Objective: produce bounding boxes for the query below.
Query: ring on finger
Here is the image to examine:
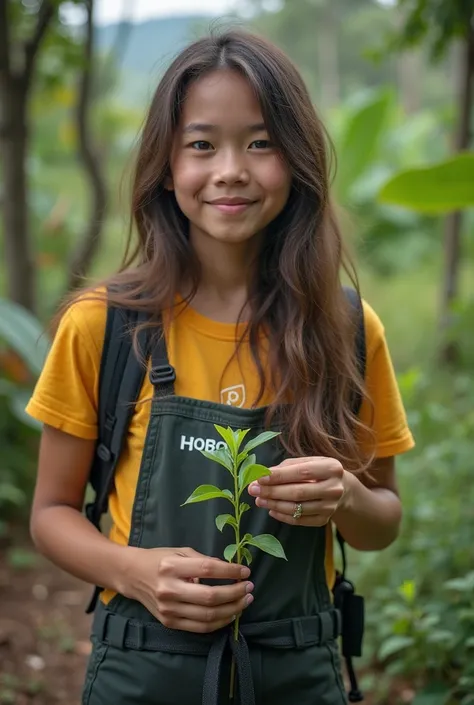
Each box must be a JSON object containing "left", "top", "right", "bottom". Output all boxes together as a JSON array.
[{"left": 292, "top": 502, "right": 303, "bottom": 520}]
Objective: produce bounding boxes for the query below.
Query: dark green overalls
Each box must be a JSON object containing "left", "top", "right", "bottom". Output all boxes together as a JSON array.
[{"left": 82, "top": 326, "right": 348, "bottom": 705}]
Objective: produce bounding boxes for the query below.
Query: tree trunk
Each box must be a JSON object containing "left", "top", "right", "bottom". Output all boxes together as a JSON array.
[
  {"left": 68, "top": 0, "right": 108, "bottom": 291},
  {"left": 317, "top": 5, "right": 340, "bottom": 110},
  {"left": 0, "top": 77, "right": 35, "bottom": 311},
  {"left": 439, "top": 27, "right": 474, "bottom": 363},
  {"left": 397, "top": 49, "right": 423, "bottom": 115},
  {"left": 0, "top": 0, "right": 55, "bottom": 312}
]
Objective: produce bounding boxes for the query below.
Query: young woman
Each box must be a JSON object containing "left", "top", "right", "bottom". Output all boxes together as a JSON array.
[{"left": 28, "top": 29, "right": 414, "bottom": 705}]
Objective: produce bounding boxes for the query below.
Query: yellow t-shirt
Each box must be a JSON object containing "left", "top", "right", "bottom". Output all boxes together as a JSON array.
[{"left": 26, "top": 294, "right": 414, "bottom": 597}]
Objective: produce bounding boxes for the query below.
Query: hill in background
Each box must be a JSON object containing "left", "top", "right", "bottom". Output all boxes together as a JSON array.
[{"left": 96, "top": 14, "right": 242, "bottom": 105}]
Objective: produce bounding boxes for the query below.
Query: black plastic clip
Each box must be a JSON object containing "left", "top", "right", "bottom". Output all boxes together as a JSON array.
[
  {"left": 149, "top": 364, "right": 176, "bottom": 386},
  {"left": 96, "top": 442, "right": 112, "bottom": 462}
]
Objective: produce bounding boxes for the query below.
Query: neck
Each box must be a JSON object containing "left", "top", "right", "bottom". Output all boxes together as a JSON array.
[{"left": 185, "top": 229, "right": 261, "bottom": 322}]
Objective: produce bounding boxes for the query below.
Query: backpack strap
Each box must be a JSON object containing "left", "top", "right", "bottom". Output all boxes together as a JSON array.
[
  {"left": 343, "top": 285, "right": 366, "bottom": 417},
  {"left": 338, "top": 286, "right": 366, "bottom": 565},
  {"left": 334, "top": 286, "right": 366, "bottom": 703},
  {"left": 84, "top": 291, "right": 150, "bottom": 613}
]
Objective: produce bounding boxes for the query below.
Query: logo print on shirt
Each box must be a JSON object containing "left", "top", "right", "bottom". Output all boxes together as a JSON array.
[{"left": 220, "top": 384, "right": 246, "bottom": 408}]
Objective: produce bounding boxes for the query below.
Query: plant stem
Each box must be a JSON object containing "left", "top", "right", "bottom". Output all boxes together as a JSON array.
[{"left": 229, "top": 462, "right": 241, "bottom": 700}]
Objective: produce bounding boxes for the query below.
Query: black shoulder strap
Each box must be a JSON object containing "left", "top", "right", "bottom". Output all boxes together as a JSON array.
[
  {"left": 84, "top": 290, "right": 149, "bottom": 612},
  {"left": 338, "top": 286, "right": 366, "bottom": 570},
  {"left": 335, "top": 286, "right": 366, "bottom": 703},
  {"left": 343, "top": 285, "right": 366, "bottom": 417}
]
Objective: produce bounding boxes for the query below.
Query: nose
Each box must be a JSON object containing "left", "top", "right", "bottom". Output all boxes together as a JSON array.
[{"left": 213, "top": 148, "right": 250, "bottom": 186}]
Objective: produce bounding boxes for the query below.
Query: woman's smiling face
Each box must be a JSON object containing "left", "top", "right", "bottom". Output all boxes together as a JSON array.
[{"left": 169, "top": 69, "right": 292, "bottom": 246}]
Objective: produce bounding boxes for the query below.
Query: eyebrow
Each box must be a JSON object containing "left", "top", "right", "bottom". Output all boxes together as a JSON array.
[{"left": 182, "top": 122, "right": 267, "bottom": 134}]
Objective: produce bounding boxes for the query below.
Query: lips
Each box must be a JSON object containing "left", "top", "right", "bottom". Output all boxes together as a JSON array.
[
  {"left": 207, "top": 197, "right": 256, "bottom": 205},
  {"left": 206, "top": 196, "right": 257, "bottom": 215}
]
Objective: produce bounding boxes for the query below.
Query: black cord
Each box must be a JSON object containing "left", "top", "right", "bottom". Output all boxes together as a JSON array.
[{"left": 346, "top": 657, "right": 364, "bottom": 702}]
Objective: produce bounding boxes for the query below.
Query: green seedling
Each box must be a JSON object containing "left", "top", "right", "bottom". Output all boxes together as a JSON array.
[{"left": 182, "top": 424, "right": 287, "bottom": 698}]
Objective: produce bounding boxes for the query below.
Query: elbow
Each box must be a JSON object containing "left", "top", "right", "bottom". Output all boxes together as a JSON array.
[
  {"left": 347, "top": 530, "right": 399, "bottom": 552},
  {"left": 342, "top": 500, "right": 403, "bottom": 552},
  {"left": 29, "top": 505, "right": 42, "bottom": 553},
  {"left": 382, "top": 500, "right": 403, "bottom": 548},
  {"left": 359, "top": 526, "right": 400, "bottom": 551},
  {"left": 349, "top": 510, "right": 402, "bottom": 552},
  {"left": 29, "top": 503, "right": 50, "bottom": 556}
]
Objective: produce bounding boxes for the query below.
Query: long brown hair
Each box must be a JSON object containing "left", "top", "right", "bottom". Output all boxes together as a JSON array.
[{"left": 65, "top": 29, "right": 372, "bottom": 470}]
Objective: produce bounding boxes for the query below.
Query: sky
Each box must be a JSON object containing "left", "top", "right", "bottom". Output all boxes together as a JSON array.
[
  {"left": 95, "top": 0, "right": 239, "bottom": 25},
  {"left": 73, "top": 0, "right": 393, "bottom": 27}
]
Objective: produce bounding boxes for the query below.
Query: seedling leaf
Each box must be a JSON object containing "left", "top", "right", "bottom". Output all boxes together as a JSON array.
[
  {"left": 245, "top": 534, "right": 287, "bottom": 560},
  {"left": 224, "top": 544, "right": 238, "bottom": 562},
  {"left": 238, "top": 453, "right": 256, "bottom": 481},
  {"left": 236, "top": 450, "right": 249, "bottom": 466},
  {"left": 215, "top": 425, "right": 237, "bottom": 457},
  {"left": 181, "top": 485, "right": 233, "bottom": 506},
  {"left": 200, "top": 448, "right": 233, "bottom": 473},
  {"left": 236, "top": 428, "right": 251, "bottom": 451},
  {"left": 239, "top": 464, "right": 271, "bottom": 492},
  {"left": 216, "top": 514, "right": 237, "bottom": 532},
  {"left": 241, "top": 547, "right": 253, "bottom": 565},
  {"left": 242, "top": 431, "right": 280, "bottom": 454}
]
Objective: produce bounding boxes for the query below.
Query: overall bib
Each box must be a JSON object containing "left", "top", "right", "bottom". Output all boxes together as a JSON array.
[{"left": 82, "top": 332, "right": 348, "bottom": 705}]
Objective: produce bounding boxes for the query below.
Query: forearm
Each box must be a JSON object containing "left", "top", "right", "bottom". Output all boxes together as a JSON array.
[
  {"left": 30, "top": 505, "right": 134, "bottom": 596},
  {"left": 332, "top": 471, "right": 402, "bottom": 551}
]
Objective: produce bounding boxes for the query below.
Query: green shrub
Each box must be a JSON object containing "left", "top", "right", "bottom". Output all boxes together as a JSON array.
[
  {"left": 0, "top": 299, "right": 49, "bottom": 535},
  {"left": 351, "top": 369, "right": 474, "bottom": 704}
]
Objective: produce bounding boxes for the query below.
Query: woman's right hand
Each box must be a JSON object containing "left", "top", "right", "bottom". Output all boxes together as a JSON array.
[
  {"left": 29, "top": 428, "right": 252, "bottom": 634},
  {"left": 122, "top": 546, "right": 254, "bottom": 634}
]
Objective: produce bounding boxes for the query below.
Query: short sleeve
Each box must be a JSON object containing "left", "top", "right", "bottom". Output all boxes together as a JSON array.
[
  {"left": 357, "top": 300, "right": 415, "bottom": 458},
  {"left": 25, "top": 295, "right": 107, "bottom": 440}
]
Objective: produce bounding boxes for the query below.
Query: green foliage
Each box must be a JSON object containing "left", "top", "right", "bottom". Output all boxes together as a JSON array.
[
  {"left": 379, "top": 153, "right": 474, "bottom": 213},
  {"left": 7, "top": 547, "right": 40, "bottom": 570},
  {"left": 0, "top": 299, "right": 49, "bottom": 534},
  {"left": 7, "top": 0, "right": 85, "bottom": 90},
  {"left": 390, "top": 0, "right": 474, "bottom": 58},
  {"left": 0, "top": 299, "right": 50, "bottom": 378},
  {"left": 248, "top": 0, "right": 399, "bottom": 109},
  {"left": 351, "top": 369, "right": 474, "bottom": 702},
  {"left": 332, "top": 87, "right": 444, "bottom": 276},
  {"left": 335, "top": 89, "right": 393, "bottom": 202}
]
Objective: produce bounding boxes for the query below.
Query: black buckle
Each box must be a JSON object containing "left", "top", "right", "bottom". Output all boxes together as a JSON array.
[
  {"left": 149, "top": 364, "right": 176, "bottom": 386},
  {"left": 96, "top": 442, "right": 112, "bottom": 462}
]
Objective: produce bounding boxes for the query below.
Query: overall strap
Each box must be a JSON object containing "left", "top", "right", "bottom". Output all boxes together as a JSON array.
[{"left": 149, "top": 327, "right": 176, "bottom": 397}]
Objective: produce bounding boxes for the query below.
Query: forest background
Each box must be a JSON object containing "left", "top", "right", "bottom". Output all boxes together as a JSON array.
[{"left": 0, "top": 1, "right": 473, "bottom": 703}]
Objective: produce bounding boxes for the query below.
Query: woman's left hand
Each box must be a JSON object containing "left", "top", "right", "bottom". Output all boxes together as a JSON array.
[{"left": 247, "top": 457, "right": 351, "bottom": 527}]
